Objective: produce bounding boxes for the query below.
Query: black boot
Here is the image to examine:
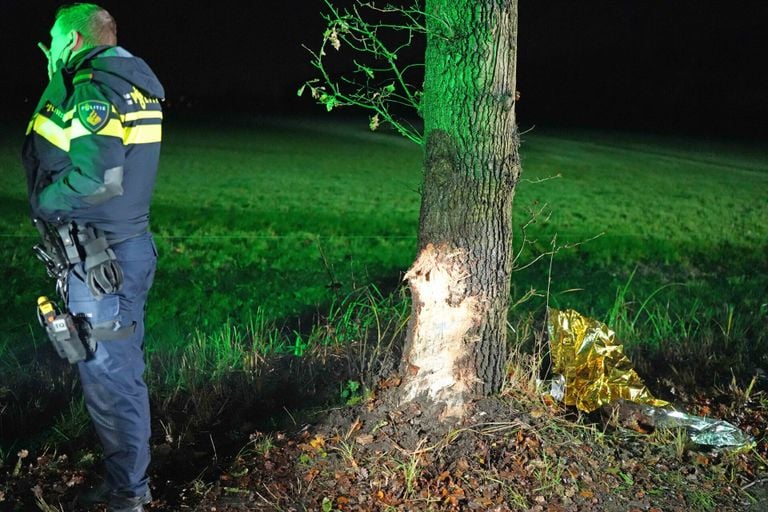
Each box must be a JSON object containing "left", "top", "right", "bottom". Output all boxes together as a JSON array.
[{"left": 108, "top": 489, "right": 152, "bottom": 512}]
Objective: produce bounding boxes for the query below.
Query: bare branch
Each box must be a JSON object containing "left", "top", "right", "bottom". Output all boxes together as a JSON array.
[{"left": 300, "top": 0, "right": 431, "bottom": 145}]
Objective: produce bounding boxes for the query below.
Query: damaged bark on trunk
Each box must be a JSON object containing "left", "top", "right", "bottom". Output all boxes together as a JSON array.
[{"left": 400, "top": 0, "right": 521, "bottom": 419}]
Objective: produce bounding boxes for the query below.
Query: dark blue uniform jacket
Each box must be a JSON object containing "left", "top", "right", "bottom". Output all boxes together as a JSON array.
[{"left": 22, "top": 46, "right": 164, "bottom": 241}]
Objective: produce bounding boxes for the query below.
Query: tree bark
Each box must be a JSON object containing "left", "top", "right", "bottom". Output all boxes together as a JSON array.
[{"left": 400, "top": 0, "right": 520, "bottom": 419}]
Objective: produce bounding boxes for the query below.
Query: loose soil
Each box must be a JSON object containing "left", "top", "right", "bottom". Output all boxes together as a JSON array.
[{"left": 3, "top": 367, "right": 767, "bottom": 512}]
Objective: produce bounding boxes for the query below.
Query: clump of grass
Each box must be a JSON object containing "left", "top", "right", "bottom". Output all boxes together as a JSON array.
[
  {"left": 149, "top": 312, "right": 272, "bottom": 396},
  {"left": 307, "top": 285, "right": 411, "bottom": 387},
  {"left": 601, "top": 271, "right": 768, "bottom": 391},
  {"left": 47, "top": 397, "right": 90, "bottom": 446},
  {"left": 145, "top": 308, "right": 287, "bottom": 429},
  {"left": 504, "top": 311, "right": 548, "bottom": 397},
  {"left": 645, "top": 420, "right": 690, "bottom": 462},
  {"left": 131, "top": 283, "right": 411, "bottom": 445}
]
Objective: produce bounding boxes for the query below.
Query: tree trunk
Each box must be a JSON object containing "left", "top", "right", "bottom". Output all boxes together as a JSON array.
[{"left": 399, "top": 0, "right": 520, "bottom": 419}]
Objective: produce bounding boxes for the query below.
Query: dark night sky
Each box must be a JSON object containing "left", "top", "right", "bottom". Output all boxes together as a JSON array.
[{"left": 4, "top": 1, "right": 767, "bottom": 136}]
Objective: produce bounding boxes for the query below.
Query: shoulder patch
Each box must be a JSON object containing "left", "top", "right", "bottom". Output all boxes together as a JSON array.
[{"left": 77, "top": 100, "right": 111, "bottom": 133}]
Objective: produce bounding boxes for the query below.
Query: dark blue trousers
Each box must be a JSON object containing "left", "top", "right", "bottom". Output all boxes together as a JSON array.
[{"left": 68, "top": 232, "right": 156, "bottom": 498}]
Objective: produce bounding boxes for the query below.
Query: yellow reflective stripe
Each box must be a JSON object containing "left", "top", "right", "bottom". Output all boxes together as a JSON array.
[
  {"left": 98, "top": 118, "right": 124, "bottom": 138},
  {"left": 32, "top": 115, "right": 70, "bottom": 151},
  {"left": 122, "top": 111, "right": 163, "bottom": 122},
  {"left": 31, "top": 111, "right": 159, "bottom": 146},
  {"left": 123, "top": 124, "right": 162, "bottom": 145},
  {"left": 70, "top": 118, "right": 124, "bottom": 140},
  {"left": 26, "top": 117, "right": 36, "bottom": 135}
]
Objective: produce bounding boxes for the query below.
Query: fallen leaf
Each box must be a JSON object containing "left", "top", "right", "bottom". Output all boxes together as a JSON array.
[
  {"left": 379, "top": 375, "right": 401, "bottom": 389},
  {"left": 309, "top": 435, "right": 325, "bottom": 450},
  {"left": 356, "top": 434, "right": 374, "bottom": 445}
]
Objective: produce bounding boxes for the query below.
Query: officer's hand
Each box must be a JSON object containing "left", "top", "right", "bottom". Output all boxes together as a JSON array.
[{"left": 37, "top": 42, "right": 54, "bottom": 80}]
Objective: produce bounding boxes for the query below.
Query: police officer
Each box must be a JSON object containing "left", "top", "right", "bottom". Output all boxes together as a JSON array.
[{"left": 23, "top": 4, "right": 163, "bottom": 511}]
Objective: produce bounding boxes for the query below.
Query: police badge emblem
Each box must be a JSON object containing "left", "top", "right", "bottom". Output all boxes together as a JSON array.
[{"left": 77, "top": 100, "right": 110, "bottom": 133}]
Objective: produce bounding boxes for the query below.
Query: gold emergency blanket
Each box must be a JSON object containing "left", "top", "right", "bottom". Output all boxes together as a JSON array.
[{"left": 547, "top": 308, "right": 669, "bottom": 413}]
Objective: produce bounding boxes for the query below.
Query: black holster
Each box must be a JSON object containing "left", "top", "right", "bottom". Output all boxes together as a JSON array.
[
  {"left": 37, "top": 295, "right": 136, "bottom": 364},
  {"left": 33, "top": 221, "right": 132, "bottom": 364}
]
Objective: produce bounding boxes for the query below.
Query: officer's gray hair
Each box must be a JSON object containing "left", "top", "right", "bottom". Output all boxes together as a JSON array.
[{"left": 55, "top": 3, "right": 117, "bottom": 47}]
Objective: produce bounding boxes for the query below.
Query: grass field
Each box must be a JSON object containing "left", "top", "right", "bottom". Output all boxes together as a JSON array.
[{"left": 1, "top": 115, "right": 767, "bottom": 454}]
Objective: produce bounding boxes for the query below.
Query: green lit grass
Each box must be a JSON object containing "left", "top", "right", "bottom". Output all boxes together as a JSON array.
[
  {"left": 145, "top": 117, "right": 422, "bottom": 340},
  {"left": 1, "top": 116, "right": 766, "bottom": 453},
  {"left": 5, "top": 119, "right": 765, "bottom": 342},
  {"left": 2, "top": 117, "right": 767, "bottom": 351},
  {"left": 1, "top": 117, "right": 766, "bottom": 354}
]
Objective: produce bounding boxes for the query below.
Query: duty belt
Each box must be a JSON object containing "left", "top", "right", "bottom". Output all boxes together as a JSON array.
[
  {"left": 33, "top": 219, "right": 124, "bottom": 299},
  {"left": 33, "top": 219, "right": 133, "bottom": 364}
]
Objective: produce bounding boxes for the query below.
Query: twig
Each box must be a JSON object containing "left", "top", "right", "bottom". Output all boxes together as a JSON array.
[
  {"left": 741, "top": 478, "right": 768, "bottom": 491},
  {"left": 301, "top": 0, "right": 432, "bottom": 145},
  {"left": 209, "top": 433, "right": 218, "bottom": 463},
  {"left": 520, "top": 173, "right": 562, "bottom": 184},
  {"left": 283, "top": 406, "right": 297, "bottom": 426}
]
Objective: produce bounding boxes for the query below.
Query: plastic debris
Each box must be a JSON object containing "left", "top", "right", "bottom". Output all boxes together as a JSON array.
[
  {"left": 656, "top": 409, "right": 755, "bottom": 449},
  {"left": 545, "top": 308, "right": 755, "bottom": 450}
]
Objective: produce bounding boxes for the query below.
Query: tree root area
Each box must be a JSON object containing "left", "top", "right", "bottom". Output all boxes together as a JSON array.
[{"left": 4, "top": 376, "right": 767, "bottom": 512}]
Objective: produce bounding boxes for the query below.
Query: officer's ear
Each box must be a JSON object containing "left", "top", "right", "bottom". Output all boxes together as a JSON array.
[{"left": 68, "top": 30, "right": 83, "bottom": 52}]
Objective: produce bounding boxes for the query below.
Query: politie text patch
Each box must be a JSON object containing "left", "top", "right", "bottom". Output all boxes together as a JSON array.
[{"left": 77, "top": 101, "right": 111, "bottom": 133}]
